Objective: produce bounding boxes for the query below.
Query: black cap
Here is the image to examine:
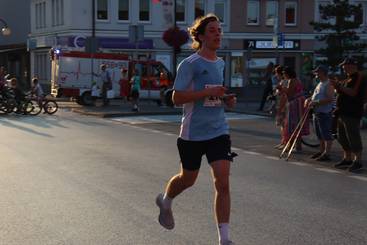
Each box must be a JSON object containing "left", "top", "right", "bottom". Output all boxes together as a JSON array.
[
  {"left": 339, "top": 57, "right": 358, "bottom": 66},
  {"left": 312, "top": 65, "right": 329, "bottom": 74}
]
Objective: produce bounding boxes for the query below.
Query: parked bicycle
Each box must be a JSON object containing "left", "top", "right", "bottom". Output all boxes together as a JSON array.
[{"left": 263, "top": 92, "right": 277, "bottom": 116}]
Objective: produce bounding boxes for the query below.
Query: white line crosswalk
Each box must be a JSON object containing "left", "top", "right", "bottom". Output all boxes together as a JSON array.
[{"left": 110, "top": 113, "right": 266, "bottom": 125}]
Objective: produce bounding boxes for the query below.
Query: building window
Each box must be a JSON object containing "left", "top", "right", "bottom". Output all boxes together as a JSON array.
[
  {"left": 247, "top": 58, "right": 276, "bottom": 86},
  {"left": 35, "top": 52, "right": 49, "bottom": 83},
  {"left": 97, "top": 0, "right": 108, "bottom": 20},
  {"left": 230, "top": 54, "right": 244, "bottom": 87},
  {"left": 139, "top": 0, "right": 150, "bottom": 21},
  {"left": 35, "top": 4, "right": 39, "bottom": 29},
  {"left": 52, "top": 0, "right": 64, "bottom": 26},
  {"left": 35, "top": 2, "right": 46, "bottom": 29},
  {"left": 266, "top": 0, "right": 278, "bottom": 26},
  {"left": 118, "top": 0, "right": 129, "bottom": 21},
  {"left": 176, "top": 0, "right": 185, "bottom": 22},
  {"left": 247, "top": 0, "right": 260, "bottom": 25},
  {"left": 317, "top": 1, "right": 336, "bottom": 25},
  {"left": 195, "top": 0, "right": 205, "bottom": 19},
  {"left": 214, "top": 0, "right": 225, "bottom": 23},
  {"left": 353, "top": 2, "right": 365, "bottom": 26},
  {"left": 284, "top": 1, "right": 297, "bottom": 26}
]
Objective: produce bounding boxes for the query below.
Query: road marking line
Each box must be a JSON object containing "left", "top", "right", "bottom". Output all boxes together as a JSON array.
[
  {"left": 265, "top": 156, "right": 280, "bottom": 161},
  {"left": 348, "top": 176, "right": 367, "bottom": 182},
  {"left": 288, "top": 161, "right": 309, "bottom": 167},
  {"left": 315, "top": 168, "right": 341, "bottom": 174},
  {"left": 113, "top": 122, "right": 367, "bottom": 180},
  {"left": 241, "top": 150, "right": 261, "bottom": 156},
  {"left": 232, "top": 147, "right": 241, "bottom": 151},
  {"left": 109, "top": 113, "right": 266, "bottom": 125}
]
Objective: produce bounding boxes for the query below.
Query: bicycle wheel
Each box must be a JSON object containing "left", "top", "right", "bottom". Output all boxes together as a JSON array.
[
  {"left": 0, "top": 98, "right": 15, "bottom": 114},
  {"left": 22, "top": 100, "right": 34, "bottom": 115},
  {"left": 301, "top": 118, "right": 320, "bottom": 148},
  {"left": 44, "top": 100, "right": 58, "bottom": 114},
  {"left": 29, "top": 100, "right": 42, "bottom": 115}
]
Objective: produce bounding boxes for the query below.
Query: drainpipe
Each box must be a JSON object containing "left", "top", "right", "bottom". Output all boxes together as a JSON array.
[{"left": 92, "top": 0, "right": 95, "bottom": 38}]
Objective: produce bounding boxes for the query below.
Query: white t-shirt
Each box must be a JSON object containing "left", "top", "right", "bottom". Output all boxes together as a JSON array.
[{"left": 33, "top": 83, "right": 44, "bottom": 97}]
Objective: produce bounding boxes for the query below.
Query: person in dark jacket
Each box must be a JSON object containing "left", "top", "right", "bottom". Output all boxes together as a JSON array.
[
  {"left": 331, "top": 58, "right": 366, "bottom": 173},
  {"left": 258, "top": 62, "right": 274, "bottom": 111}
]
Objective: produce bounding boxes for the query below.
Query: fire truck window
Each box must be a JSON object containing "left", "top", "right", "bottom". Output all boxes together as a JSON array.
[{"left": 140, "top": 64, "right": 148, "bottom": 77}]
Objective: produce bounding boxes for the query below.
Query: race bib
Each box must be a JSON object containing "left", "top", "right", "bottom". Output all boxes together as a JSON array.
[{"left": 203, "top": 84, "right": 222, "bottom": 107}]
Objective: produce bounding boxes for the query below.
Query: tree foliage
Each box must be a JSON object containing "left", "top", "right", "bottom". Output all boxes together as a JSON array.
[
  {"left": 162, "top": 27, "right": 189, "bottom": 54},
  {"left": 309, "top": 0, "right": 366, "bottom": 69}
]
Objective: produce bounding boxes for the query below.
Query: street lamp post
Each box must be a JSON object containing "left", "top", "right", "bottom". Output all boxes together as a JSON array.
[
  {"left": 0, "top": 18, "right": 11, "bottom": 36},
  {"left": 172, "top": 0, "right": 177, "bottom": 79}
]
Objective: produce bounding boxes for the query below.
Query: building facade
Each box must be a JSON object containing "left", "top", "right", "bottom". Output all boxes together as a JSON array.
[
  {"left": 227, "top": 0, "right": 316, "bottom": 99},
  {"left": 0, "top": 0, "right": 30, "bottom": 89},
  {"left": 28, "top": 0, "right": 367, "bottom": 97},
  {"left": 29, "top": 0, "right": 231, "bottom": 91}
]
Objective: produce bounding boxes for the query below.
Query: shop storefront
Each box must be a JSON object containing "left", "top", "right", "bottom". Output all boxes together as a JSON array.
[{"left": 239, "top": 39, "right": 313, "bottom": 101}]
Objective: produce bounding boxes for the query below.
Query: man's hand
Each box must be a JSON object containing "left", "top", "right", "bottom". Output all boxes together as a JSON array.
[
  {"left": 304, "top": 98, "right": 318, "bottom": 108},
  {"left": 329, "top": 79, "right": 340, "bottom": 89},
  {"left": 205, "top": 86, "right": 226, "bottom": 97},
  {"left": 304, "top": 98, "right": 311, "bottom": 108}
]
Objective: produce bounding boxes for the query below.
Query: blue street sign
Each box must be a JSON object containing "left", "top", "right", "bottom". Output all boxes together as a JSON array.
[{"left": 278, "top": 32, "right": 284, "bottom": 46}]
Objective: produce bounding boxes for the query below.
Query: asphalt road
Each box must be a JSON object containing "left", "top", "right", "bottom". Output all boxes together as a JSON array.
[{"left": 0, "top": 110, "right": 366, "bottom": 245}]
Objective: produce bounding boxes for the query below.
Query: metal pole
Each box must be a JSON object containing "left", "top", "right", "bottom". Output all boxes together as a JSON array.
[
  {"left": 135, "top": 25, "right": 138, "bottom": 60},
  {"left": 92, "top": 1, "right": 95, "bottom": 38},
  {"left": 91, "top": 0, "right": 95, "bottom": 96},
  {"left": 273, "top": 17, "right": 280, "bottom": 64},
  {"left": 172, "top": 0, "right": 177, "bottom": 79}
]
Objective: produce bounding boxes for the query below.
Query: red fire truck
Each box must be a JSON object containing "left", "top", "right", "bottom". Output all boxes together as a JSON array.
[{"left": 50, "top": 50, "right": 173, "bottom": 105}]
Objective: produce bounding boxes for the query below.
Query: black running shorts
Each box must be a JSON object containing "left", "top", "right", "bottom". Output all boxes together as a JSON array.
[{"left": 177, "top": 134, "right": 233, "bottom": 171}]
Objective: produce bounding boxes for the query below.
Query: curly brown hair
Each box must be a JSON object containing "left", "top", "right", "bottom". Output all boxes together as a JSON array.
[{"left": 188, "top": 13, "right": 220, "bottom": 51}]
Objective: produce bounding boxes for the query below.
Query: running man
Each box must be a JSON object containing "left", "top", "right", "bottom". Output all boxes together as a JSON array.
[{"left": 155, "top": 14, "right": 237, "bottom": 245}]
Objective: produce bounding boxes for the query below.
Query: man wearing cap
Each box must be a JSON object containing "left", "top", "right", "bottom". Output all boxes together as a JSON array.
[
  {"left": 331, "top": 58, "right": 366, "bottom": 172},
  {"left": 305, "top": 65, "right": 335, "bottom": 161}
]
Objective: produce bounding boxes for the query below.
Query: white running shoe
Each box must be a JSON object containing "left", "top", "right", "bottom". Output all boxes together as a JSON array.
[{"left": 155, "top": 193, "right": 175, "bottom": 230}]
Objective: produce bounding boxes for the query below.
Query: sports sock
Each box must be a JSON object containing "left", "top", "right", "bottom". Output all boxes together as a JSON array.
[
  {"left": 162, "top": 193, "right": 172, "bottom": 209},
  {"left": 217, "top": 223, "right": 229, "bottom": 243}
]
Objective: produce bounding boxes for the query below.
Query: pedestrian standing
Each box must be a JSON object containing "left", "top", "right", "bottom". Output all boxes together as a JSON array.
[
  {"left": 119, "top": 67, "right": 130, "bottom": 102},
  {"left": 130, "top": 69, "right": 141, "bottom": 112},
  {"left": 273, "top": 65, "right": 288, "bottom": 149},
  {"left": 279, "top": 66, "right": 309, "bottom": 152},
  {"left": 305, "top": 65, "right": 335, "bottom": 161},
  {"left": 258, "top": 62, "right": 274, "bottom": 111},
  {"left": 100, "top": 64, "right": 111, "bottom": 106},
  {"left": 331, "top": 58, "right": 366, "bottom": 172},
  {"left": 155, "top": 14, "right": 237, "bottom": 245},
  {"left": 159, "top": 71, "right": 170, "bottom": 107}
]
